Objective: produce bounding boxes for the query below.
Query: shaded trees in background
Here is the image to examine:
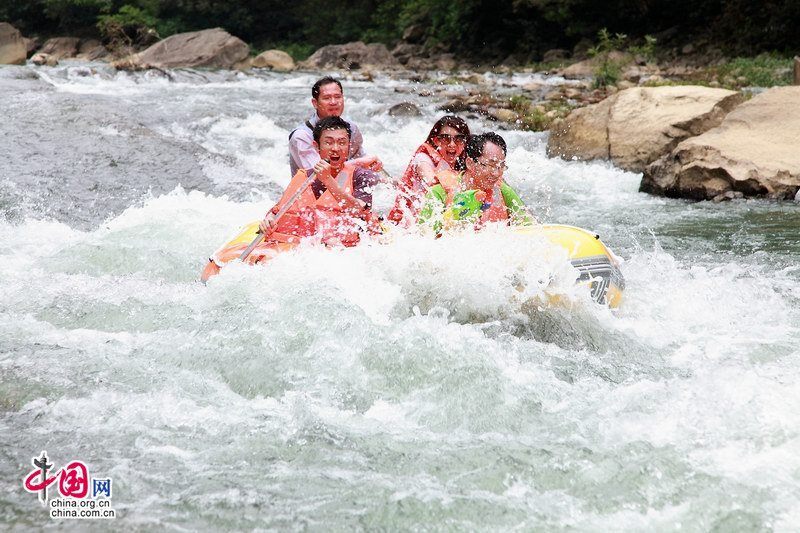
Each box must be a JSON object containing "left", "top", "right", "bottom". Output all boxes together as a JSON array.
[{"left": 0, "top": 0, "right": 798, "bottom": 59}]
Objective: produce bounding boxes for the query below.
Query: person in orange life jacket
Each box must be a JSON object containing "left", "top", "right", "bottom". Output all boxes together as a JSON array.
[
  {"left": 417, "top": 132, "right": 534, "bottom": 233},
  {"left": 289, "top": 76, "right": 376, "bottom": 178},
  {"left": 387, "top": 115, "right": 471, "bottom": 225},
  {"left": 260, "top": 116, "right": 383, "bottom": 244}
]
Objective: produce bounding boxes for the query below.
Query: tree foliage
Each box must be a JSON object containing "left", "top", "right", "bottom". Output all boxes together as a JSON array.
[{"left": 1, "top": 0, "right": 798, "bottom": 57}]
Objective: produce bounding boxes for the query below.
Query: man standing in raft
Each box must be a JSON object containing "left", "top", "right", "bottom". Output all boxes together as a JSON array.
[
  {"left": 289, "top": 76, "right": 371, "bottom": 177},
  {"left": 417, "top": 132, "right": 534, "bottom": 233}
]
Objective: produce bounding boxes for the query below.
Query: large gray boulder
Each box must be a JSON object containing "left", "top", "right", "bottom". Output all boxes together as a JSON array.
[
  {"left": 0, "top": 23, "right": 27, "bottom": 65},
  {"left": 641, "top": 86, "right": 800, "bottom": 200},
  {"left": 76, "top": 39, "right": 109, "bottom": 61},
  {"left": 547, "top": 85, "right": 744, "bottom": 172},
  {"left": 115, "top": 28, "right": 249, "bottom": 69},
  {"left": 40, "top": 37, "right": 80, "bottom": 59},
  {"left": 252, "top": 49, "right": 294, "bottom": 71},
  {"left": 300, "top": 41, "right": 401, "bottom": 70},
  {"left": 559, "top": 58, "right": 595, "bottom": 79}
]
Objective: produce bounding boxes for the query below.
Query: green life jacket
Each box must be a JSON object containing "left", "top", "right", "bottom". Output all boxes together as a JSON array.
[{"left": 418, "top": 182, "right": 534, "bottom": 231}]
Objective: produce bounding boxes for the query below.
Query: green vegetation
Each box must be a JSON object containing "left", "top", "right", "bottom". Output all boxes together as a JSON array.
[
  {"left": 628, "top": 35, "right": 658, "bottom": 63},
  {"left": 713, "top": 55, "right": 794, "bottom": 88},
  {"left": 588, "top": 29, "right": 627, "bottom": 88},
  {"left": 506, "top": 95, "right": 576, "bottom": 132},
  {"left": 586, "top": 29, "right": 660, "bottom": 88},
  {"left": 640, "top": 55, "right": 793, "bottom": 90},
  {"left": 2, "top": 0, "right": 798, "bottom": 62},
  {"left": 97, "top": 5, "right": 158, "bottom": 45}
]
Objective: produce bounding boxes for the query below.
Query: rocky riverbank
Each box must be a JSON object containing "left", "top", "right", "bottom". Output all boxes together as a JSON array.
[{"left": 3, "top": 23, "right": 799, "bottom": 202}]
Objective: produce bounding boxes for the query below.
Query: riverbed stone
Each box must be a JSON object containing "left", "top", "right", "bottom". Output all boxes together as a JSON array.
[
  {"left": 300, "top": 41, "right": 401, "bottom": 70},
  {"left": 388, "top": 102, "right": 422, "bottom": 117},
  {"left": 76, "top": 39, "right": 108, "bottom": 61},
  {"left": 391, "top": 43, "right": 424, "bottom": 65},
  {"left": 543, "top": 49, "right": 570, "bottom": 63},
  {"left": 794, "top": 56, "right": 800, "bottom": 85},
  {"left": 115, "top": 28, "right": 249, "bottom": 70},
  {"left": 641, "top": 86, "right": 800, "bottom": 200},
  {"left": 547, "top": 85, "right": 744, "bottom": 172},
  {"left": 0, "top": 23, "right": 27, "bottom": 65},
  {"left": 252, "top": 49, "right": 294, "bottom": 71},
  {"left": 489, "top": 108, "right": 517, "bottom": 123},
  {"left": 560, "top": 59, "right": 595, "bottom": 79},
  {"left": 40, "top": 37, "right": 80, "bottom": 59},
  {"left": 31, "top": 52, "right": 58, "bottom": 66},
  {"left": 23, "top": 36, "right": 40, "bottom": 57}
]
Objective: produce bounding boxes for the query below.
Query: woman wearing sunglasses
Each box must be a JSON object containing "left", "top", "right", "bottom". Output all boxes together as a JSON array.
[{"left": 388, "top": 115, "right": 470, "bottom": 225}]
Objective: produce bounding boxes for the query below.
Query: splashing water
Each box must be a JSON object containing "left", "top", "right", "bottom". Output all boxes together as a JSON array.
[{"left": 1, "top": 64, "right": 799, "bottom": 531}]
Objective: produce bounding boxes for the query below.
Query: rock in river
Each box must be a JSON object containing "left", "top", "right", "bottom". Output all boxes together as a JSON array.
[
  {"left": 547, "top": 85, "right": 743, "bottom": 173},
  {"left": 115, "top": 28, "right": 249, "bottom": 70},
  {"left": 642, "top": 86, "right": 800, "bottom": 200}
]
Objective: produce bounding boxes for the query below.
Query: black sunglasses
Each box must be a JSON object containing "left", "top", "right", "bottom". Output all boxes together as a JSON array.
[{"left": 434, "top": 134, "right": 467, "bottom": 144}]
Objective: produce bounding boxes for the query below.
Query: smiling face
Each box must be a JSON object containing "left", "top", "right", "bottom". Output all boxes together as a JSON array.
[
  {"left": 464, "top": 141, "right": 506, "bottom": 192},
  {"left": 314, "top": 128, "right": 351, "bottom": 172},
  {"left": 431, "top": 126, "right": 467, "bottom": 166},
  {"left": 311, "top": 82, "right": 345, "bottom": 119}
]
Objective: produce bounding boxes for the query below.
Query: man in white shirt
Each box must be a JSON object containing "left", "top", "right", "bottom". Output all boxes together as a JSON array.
[{"left": 289, "top": 76, "right": 366, "bottom": 177}]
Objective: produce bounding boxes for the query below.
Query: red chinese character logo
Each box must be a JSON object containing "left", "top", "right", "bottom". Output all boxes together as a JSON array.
[
  {"left": 23, "top": 453, "right": 93, "bottom": 505},
  {"left": 23, "top": 451, "right": 56, "bottom": 506},
  {"left": 58, "top": 461, "right": 89, "bottom": 498}
]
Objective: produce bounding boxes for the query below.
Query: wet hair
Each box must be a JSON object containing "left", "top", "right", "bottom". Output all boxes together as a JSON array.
[
  {"left": 424, "top": 115, "right": 471, "bottom": 171},
  {"left": 312, "top": 76, "right": 343, "bottom": 99},
  {"left": 465, "top": 132, "right": 507, "bottom": 160},
  {"left": 313, "top": 116, "right": 352, "bottom": 143}
]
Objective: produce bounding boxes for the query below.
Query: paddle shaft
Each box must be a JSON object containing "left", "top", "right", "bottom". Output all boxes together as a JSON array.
[
  {"left": 238, "top": 171, "right": 318, "bottom": 261},
  {"left": 380, "top": 168, "right": 395, "bottom": 184}
]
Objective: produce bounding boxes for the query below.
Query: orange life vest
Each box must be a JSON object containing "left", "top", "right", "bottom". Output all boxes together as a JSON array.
[
  {"left": 204, "top": 166, "right": 375, "bottom": 273},
  {"left": 478, "top": 183, "right": 510, "bottom": 225},
  {"left": 314, "top": 164, "right": 365, "bottom": 247},
  {"left": 388, "top": 143, "right": 449, "bottom": 225},
  {"left": 268, "top": 163, "right": 368, "bottom": 248}
]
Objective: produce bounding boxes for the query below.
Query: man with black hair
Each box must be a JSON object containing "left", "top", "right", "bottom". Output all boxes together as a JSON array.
[
  {"left": 288, "top": 76, "right": 368, "bottom": 177},
  {"left": 261, "top": 116, "right": 382, "bottom": 245}
]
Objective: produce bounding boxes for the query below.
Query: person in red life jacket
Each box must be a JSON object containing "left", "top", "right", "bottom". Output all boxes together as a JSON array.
[
  {"left": 289, "top": 76, "right": 376, "bottom": 178},
  {"left": 417, "top": 132, "right": 535, "bottom": 234},
  {"left": 260, "top": 116, "right": 383, "bottom": 247},
  {"left": 387, "top": 115, "right": 471, "bottom": 225}
]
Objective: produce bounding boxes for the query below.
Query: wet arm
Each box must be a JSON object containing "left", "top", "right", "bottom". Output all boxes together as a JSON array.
[
  {"left": 315, "top": 162, "right": 368, "bottom": 214},
  {"left": 501, "top": 184, "right": 536, "bottom": 225}
]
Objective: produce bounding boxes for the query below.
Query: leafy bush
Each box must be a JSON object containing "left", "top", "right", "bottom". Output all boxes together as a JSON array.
[
  {"left": 628, "top": 35, "right": 657, "bottom": 63},
  {"left": 588, "top": 28, "right": 627, "bottom": 88},
  {"left": 4, "top": 0, "right": 800, "bottom": 61},
  {"left": 715, "top": 55, "right": 793, "bottom": 87},
  {"left": 97, "top": 5, "right": 158, "bottom": 44}
]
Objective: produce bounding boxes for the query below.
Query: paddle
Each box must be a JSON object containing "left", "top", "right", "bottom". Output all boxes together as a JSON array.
[
  {"left": 238, "top": 170, "right": 318, "bottom": 262},
  {"left": 379, "top": 168, "right": 395, "bottom": 183}
]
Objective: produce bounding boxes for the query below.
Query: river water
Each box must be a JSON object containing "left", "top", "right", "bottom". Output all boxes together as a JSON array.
[{"left": 1, "top": 63, "right": 799, "bottom": 531}]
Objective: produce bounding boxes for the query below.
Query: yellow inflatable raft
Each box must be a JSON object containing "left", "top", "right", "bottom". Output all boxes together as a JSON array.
[
  {"left": 201, "top": 222, "right": 624, "bottom": 307},
  {"left": 518, "top": 224, "right": 624, "bottom": 308}
]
